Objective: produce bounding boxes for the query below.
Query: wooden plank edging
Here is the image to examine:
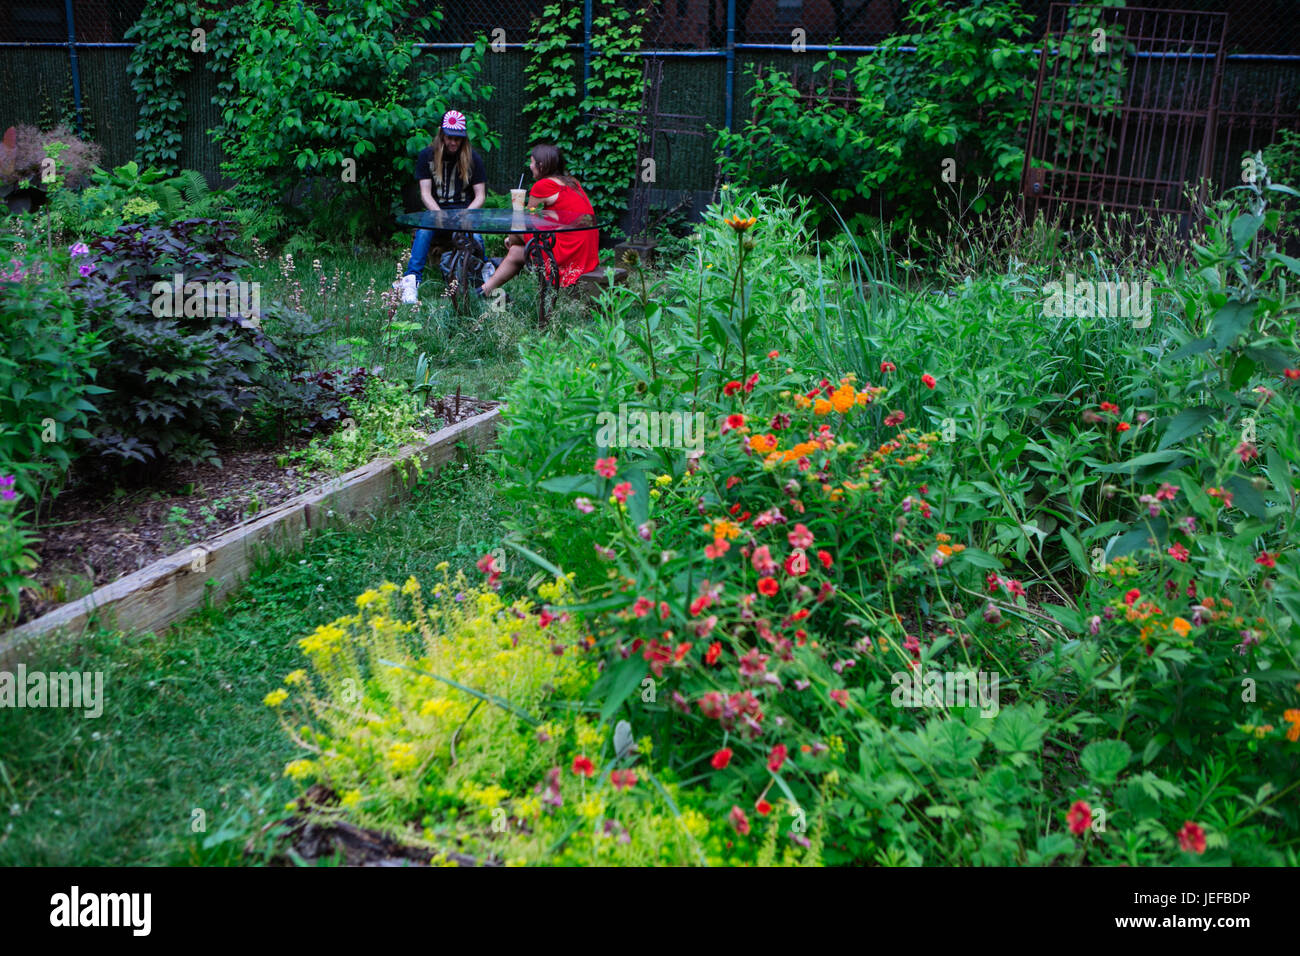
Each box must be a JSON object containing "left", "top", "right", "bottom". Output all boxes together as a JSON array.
[{"left": 0, "top": 404, "right": 501, "bottom": 666}]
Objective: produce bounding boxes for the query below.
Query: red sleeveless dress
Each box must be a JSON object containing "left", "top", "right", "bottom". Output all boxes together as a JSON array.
[{"left": 527, "top": 177, "right": 599, "bottom": 287}]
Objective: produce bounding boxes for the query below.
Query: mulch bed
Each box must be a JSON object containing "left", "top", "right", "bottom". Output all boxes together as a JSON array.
[
  {"left": 16, "top": 393, "right": 495, "bottom": 628},
  {"left": 262, "top": 785, "right": 499, "bottom": 867}
]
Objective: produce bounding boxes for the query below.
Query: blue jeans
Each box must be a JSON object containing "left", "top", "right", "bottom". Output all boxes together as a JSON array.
[{"left": 404, "top": 229, "right": 485, "bottom": 283}]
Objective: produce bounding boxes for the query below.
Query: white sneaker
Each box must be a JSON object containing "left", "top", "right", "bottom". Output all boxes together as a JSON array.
[{"left": 393, "top": 274, "right": 418, "bottom": 304}]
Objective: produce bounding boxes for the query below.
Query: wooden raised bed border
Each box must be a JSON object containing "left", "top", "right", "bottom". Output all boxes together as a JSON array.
[{"left": 0, "top": 404, "right": 502, "bottom": 667}]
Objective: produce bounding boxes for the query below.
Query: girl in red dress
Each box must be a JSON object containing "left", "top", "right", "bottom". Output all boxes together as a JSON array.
[{"left": 479, "top": 144, "right": 599, "bottom": 297}]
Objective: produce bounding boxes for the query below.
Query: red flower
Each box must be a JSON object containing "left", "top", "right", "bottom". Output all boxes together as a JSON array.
[
  {"left": 767, "top": 743, "right": 788, "bottom": 773},
  {"left": 921, "top": 373, "right": 937, "bottom": 389},
  {"left": 539, "top": 609, "right": 555, "bottom": 628},
  {"left": 1177, "top": 820, "right": 1206, "bottom": 854},
  {"left": 729, "top": 805, "right": 750, "bottom": 835},
  {"left": 725, "top": 475, "right": 741, "bottom": 490},
  {"left": 768, "top": 349, "right": 780, "bottom": 359},
  {"left": 880, "top": 360, "right": 896, "bottom": 373},
  {"left": 1283, "top": 368, "right": 1300, "bottom": 380},
  {"left": 1066, "top": 800, "right": 1092, "bottom": 835},
  {"left": 884, "top": 410, "right": 905, "bottom": 428},
  {"left": 704, "top": 538, "right": 730, "bottom": 559},
  {"left": 758, "top": 576, "right": 779, "bottom": 597},
  {"left": 830, "top": 688, "right": 849, "bottom": 708},
  {"left": 722, "top": 413, "right": 746, "bottom": 433},
  {"left": 1236, "top": 441, "right": 1259, "bottom": 464},
  {"left": 723, "top": 380, "right": 743, "bottom": 396},
  {"left": 572, "top": 755, "right": 595, "bottom": 777},
  {"left": 705, "top": 641, "right": 722, "bottom": 665},
  {"left": 784, "top": 550, "right": 809, "bottom": 576},
  {"left": 612, "top": 481, "right": 633, "bottom": 503},
  {"left": 1256, "top": 552, "right": 1277, "bottom": 568},
  {"left": 1116, "top": 421, "right": 1131, "bottom": 432},
  {"left": 1099, "top": 401, "right": 1119, "bottom": 414},
  {"left": 755, "top": 798, "right": 773, "bottom": 816},
  {"left": 744, "top": 372, "right": 760, "bottom": 393},
  {"left": 1124, "top": 588, "right": 1141, "bottom": 607},
  {"left": 1166, "top": 543, "right": 1189, "bottom": 562},
  {"left": 609, "top": 769, "right": 637, "bottom": 791},
  {"left": 817, "top": 549, "right": 833, "bottom": 570},
  {"left": 711, "top": 748, "right": 733, "bottom": 770},
  {"left": 594, "top": 456, "right": 618, "bottom": 478}
]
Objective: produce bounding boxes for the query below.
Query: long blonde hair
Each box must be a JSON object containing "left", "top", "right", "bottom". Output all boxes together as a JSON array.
[{"left": 431, "top": 130, "right": 473, "bottom": 191}]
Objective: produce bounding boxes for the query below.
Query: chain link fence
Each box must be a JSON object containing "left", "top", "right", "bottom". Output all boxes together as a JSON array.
[{"left": 1, "top": 1, "right": 1296, "bottom": 197}]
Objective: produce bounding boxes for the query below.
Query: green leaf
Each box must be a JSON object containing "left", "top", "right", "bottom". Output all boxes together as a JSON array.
[
  {"left": 1158, "top": 407, "right": 1214, "bottom": 451},
  {"left": 538, "top": 473, "right": 599, "bottom": 496},
  {"left": 1209, "top": 300, "right": 1255, "bottom": 350},
  {"left": 1225, "top": 475, "right": 1270, "bottom": 519},
  {"left": 1080, "top": 739, "right": 1131, "bottom": 784},
  {"left": 988, "top": 703, "right": 1048, "bottom": 754}
]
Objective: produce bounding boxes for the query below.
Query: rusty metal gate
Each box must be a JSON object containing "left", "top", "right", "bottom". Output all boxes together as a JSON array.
[{"left": 1021, "top": 5, "right": 1230, "bottom": 226}]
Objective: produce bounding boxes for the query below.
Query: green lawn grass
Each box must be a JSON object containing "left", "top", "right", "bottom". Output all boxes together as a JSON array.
[{"left": 0, "top": 457, "right": 515, "bottom": 865}]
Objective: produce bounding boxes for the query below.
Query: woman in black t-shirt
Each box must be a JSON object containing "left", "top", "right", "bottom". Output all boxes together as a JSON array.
[{"left": 394, "top": 109, "right": 487, "bottom": 303}]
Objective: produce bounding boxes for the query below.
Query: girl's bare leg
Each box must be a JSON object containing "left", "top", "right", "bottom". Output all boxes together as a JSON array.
[{"left": 481, "top": 241, "right": 527, "bottom": 294}]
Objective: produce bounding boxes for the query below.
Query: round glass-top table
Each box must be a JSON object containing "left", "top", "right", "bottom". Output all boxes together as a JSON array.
[{"left": 396, "top": 207, "right": 601, "bottom": 323}]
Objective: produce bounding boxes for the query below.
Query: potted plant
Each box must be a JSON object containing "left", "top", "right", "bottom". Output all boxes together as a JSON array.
[{"left": 0, "top": 125, "right": 100, "bottom": 215}]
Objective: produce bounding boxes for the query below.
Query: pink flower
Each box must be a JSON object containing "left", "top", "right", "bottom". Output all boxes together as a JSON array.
[
  {"left": 729, "top": 805, "right": 750, "bottom": 835},
  {"left": 612, "top": 481, "right": 633, "bottom": 503},
  {"left": 751, "top": 544, "right": 777, "bottom": 576},
  {"left": 609, "top": 769, "right": 637, "bottom": 791},
  {"left": 884, "top": 410, "right": 905, "bottom": 428},
  {"left": 1256, "top": 552, "right": 1277, "bottom": 568},
  {"left": 787, "top": 523, "right": 814, "bottom": 549},
  {"left": 68, "top": 242, "right": 89, "bottom": 257},
  {"left": 1155, "top": 483, "right": 1179, "bottom": 501},
  {"left": 574, "top": 497, "right": 595, "bottom": 514},
  {"left": 767, "top": 743, "right": 788, "bottom": 773},
  {"left": 830, "top": 688, "right": 849, "bottom": 708},
  {"left": 631, "top": 597, "right": 653, "bottom": 618},
  {"left": 77, "top": 262, "right": 94, "bottom": 278},
  {"left": 1167, "top": 542, "right": 1189, "bottom": 562},
  {"left": 1236, "top": 441, "right": 1259, "bottom": 464},
  {"left": 594, "top": 457, "right": 618, "bottom": 478}
]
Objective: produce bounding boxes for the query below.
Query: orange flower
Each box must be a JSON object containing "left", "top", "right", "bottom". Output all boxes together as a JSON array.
[
  {"left": 749, "top": 433, "right": 778, "bottom": 454},
  {"left": 830, "top": 384, "right": 856, "bottom": 414},
  {"left": 724, "top": 214, "right": 757, "bottom": 232},
  {"left": 1170, "top": 616, "right": 1191, "bottom": 638},
  {"left": 813, "top": 398, "right": 832, "bottom": 416},
  {"left": 711, "top": 519, "right": 742, "bottom": 541}
]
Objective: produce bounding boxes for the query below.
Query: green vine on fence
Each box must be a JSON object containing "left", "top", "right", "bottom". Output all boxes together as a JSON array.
[
  {"left": 126, "top": 0, "right": 244, "bottom": 175},
  {"left": 524, "top": 1, "right": 646, "bottom": 232}
]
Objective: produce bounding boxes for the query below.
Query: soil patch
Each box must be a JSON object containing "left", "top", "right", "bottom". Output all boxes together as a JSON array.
[{"left": 16, "top": 394, "right": 495, "bottom": 628}]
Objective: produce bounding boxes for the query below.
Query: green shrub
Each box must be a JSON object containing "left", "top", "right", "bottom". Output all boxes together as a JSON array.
[
  {"left": 0, "top": 230, "right": 109, "bottom": 504},
  {"left": 69, "top": 218, "right": 266, "bottom": 468},
  {"left": 216, "top": 0, "right": 497, "bottom": 243}
]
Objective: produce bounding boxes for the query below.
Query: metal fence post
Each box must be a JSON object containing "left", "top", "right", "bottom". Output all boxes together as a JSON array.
[
  {"left": 724, "top": 0, "right": 736, "bottom": 133},
  {"left": 583, "top": 0, "right": 593, "bottom": 98},
  {"left": 64, "top": 0, "right": 85, "bottom": 137}
]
